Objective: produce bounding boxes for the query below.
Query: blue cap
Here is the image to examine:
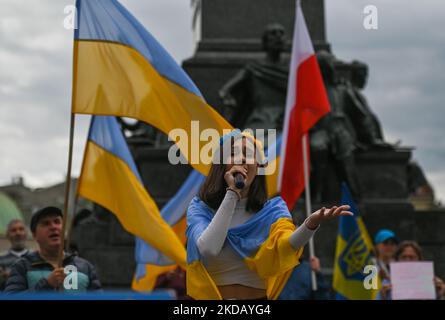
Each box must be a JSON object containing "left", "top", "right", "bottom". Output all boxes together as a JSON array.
[{"left": 374, "top": 229, "right": 399, "bottom": 244}]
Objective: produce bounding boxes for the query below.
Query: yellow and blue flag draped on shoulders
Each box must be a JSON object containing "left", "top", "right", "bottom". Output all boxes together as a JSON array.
[
  {"left": 333, "top": 183, "right": 379, "bottom": 300},
  {"left": 77, "top": 116, "right": 186, "bottom": 267},
  {"left": 186, "top": 196, "right": 303, "bottom": 300},
  {"left": 72, "top": 0, "right": 232, "bottom": 175}
]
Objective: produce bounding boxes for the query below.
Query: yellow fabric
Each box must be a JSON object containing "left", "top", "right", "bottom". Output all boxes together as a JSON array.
[
  {"left": 186, "top": 260, "right": 223, "bottom": 300},
  {"left": 73, "top": 40, "right": 232, "bottom": 176},
  {"left": 78, "top": 141, "right": 186, "bottom": 268},
  {"left": 132, "top": 217, "right": 188, "bottom": 291},
  {"left": 265, "top": 156, "right": 280, "bottom": 197},
  {"left": 246, "top": 218, "right": 303, "bottom": 299},
  {"left": 186, "top": 217, "right": 303, "bottom": 300}
]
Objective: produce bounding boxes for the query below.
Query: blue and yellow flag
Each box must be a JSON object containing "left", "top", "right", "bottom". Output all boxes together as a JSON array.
[
  {"left": 186, "top": 196, "right": 303, "bottom": 300},
  {"left": 132, "top": 170, "right": 205, "bottom": 291},
  {"left": 333, "top": 183, "right": 378, "bottom": 300},
  {"left": 77, "top": 116, "right": 186, "bottom": 267},
  {"left": 72, "top": 0, "right": 232, "bottom": 175}
]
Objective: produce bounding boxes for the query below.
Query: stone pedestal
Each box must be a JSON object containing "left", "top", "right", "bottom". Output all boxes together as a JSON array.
[
  {"left": 197, "top": 0, "right": 327, "bottom": 51},
  {"left": 184, "top": 0, "right": 330, "bottom": 116},
  {"left": 319, "top": 148, "right": 414, "bottom": 202}
]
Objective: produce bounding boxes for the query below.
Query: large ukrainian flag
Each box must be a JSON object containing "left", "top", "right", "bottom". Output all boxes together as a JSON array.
[
  {"left": 77, "top": 116, "right": 186, "bottom": 267},
  {"left": 72, "top": 0, "right": 232, "bottom": 175},
  {"left": 333, "top": 183, "right": 378, "bottom": 300}
]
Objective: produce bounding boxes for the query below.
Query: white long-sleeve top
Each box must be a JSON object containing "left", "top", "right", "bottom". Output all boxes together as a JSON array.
[{"left": 197, "top": 190, "right": 318, "bottom": 289}]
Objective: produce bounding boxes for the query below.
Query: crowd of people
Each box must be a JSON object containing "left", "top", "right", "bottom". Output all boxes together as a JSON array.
[
  {"left": 374, "top": 229, "right": 445, "bottom": 300},
  {"left": 0, "top": 152, "right": 444, "bottom": 301},
  {"left": 0, "top": 212, "right": 444, "bottom": 299},
  {"left": 0, "top": 207, "right": 101, "bottom": 293}
]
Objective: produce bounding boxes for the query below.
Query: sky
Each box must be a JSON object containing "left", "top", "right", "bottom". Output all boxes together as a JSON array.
[{"left": 0, "top": 0, "right": 444, "bottom": 203}]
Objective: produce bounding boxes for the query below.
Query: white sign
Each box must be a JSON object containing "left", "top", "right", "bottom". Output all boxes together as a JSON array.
[{"left": 390, "top": 261, "right": 436, "bottom": 300}]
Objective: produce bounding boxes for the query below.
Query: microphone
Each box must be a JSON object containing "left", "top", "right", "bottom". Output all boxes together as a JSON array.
[{"left": 234, "top": 173, "right": 245, "bottom": 189}]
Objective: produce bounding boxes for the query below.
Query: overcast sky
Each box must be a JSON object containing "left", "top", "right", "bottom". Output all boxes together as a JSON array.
[{"left": 0, "top": 0, "right": 444, "bottom": 203}]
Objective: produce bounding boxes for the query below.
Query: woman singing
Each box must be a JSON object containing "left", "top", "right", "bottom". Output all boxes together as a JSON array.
[{"left": 186, "top": 130, "right": 352, "bottom": 300}]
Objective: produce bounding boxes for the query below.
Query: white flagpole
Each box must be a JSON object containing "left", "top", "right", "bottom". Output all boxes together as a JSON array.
[{"left": 302, "top": 133, "right": 318, "bottom": 291}]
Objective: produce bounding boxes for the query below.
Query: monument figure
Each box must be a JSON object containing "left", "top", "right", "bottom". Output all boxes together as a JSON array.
[
  {"left": 344, "top": 60, "right": 392, "bottom": 150},
  {"left": 310, "top": 50, "right": 362, "bottom": 202},
  {"left": 219, "top": 23, "right": 289, "bottom": 136}
]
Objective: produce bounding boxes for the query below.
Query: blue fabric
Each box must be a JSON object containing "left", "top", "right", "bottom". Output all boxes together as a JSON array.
[
  {"left": 335, "top": 292, "right": 348, "bottom": 300},
  {"left": 338, "top": 183, "right": 360, "bottom": 240},
  {"left": 265, "top": 134, "right": 282, "bottom": 159},
  {"left": 75, "top": 0, "right": 202, "bottom": 97},
  {"left": 219, "top": 129, "right": 241, "bottom": 146},
  {"left": 375, "top": 278, "right": 392, "bottom": 300},
  {"left": 88, "top": 116, "right": 142, "bottom": 182},
  {"left": 278, "top": 261, "right": 330, "bottom": 300},
  {"left": 161, "top": 170, "right": 206, "bottom": 225},
  {"left": 186, "top": 196, "right": 292, "bottom": 264}
]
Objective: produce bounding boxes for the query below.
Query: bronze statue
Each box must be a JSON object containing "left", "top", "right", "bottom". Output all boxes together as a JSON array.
[
  {"left": 310, "top": 51, "right": 362, "bottom": 202},
  {"left": 344, "top": 60, "right": 392, "bottom": 150},
  {"left": 219, "top": 23, "right": 289, "bottom": 136},
  {"left": 117, "top": 117, "right": 169, "bottom": 147}
]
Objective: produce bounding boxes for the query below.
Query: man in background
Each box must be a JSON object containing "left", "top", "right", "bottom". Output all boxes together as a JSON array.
[
  {"left": 4, "top": 206, "right": 101, "bottom": 293},
  {"left": 0, "top": 219, "right": 30, "bottom": 290}
]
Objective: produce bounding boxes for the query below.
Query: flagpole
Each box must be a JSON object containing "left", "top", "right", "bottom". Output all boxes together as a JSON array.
[
  {"left": 65, "top": 194, "right": 79, "bottom": 254},
  {"left": 302, "top": 134, "right": 318, "bottom": 291},
  {"left": 57, "top": 113, "right": 76, "bottom": 269},
  {"left": 65, "top": 114, "right": 92, "bottom": 255},
  {"left": 57, "top": 18, "right": 81, "bottom": 270}
]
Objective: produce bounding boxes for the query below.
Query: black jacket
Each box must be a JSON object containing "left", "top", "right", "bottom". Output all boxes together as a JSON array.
[
  {"left": 0, "top": 249, "right": 30, "bottom": 290},
  {"left": 3, "top": 251, "right": 102, "bottom": 293}
]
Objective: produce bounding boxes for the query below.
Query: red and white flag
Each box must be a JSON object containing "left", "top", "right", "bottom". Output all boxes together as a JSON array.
[{"left": 278, "top": 1, "right": 330, "bottom": 210}]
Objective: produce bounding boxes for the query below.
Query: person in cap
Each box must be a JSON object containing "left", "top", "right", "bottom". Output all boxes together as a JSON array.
[
  {"left": 0, "top": 219, "right": 30, "bottom": 290},
  {"left": 4, "top": 206, "right": 101, "bottom": 293},
  {"left": 374, "top": 229, "right": 399, "bottom": 281}
]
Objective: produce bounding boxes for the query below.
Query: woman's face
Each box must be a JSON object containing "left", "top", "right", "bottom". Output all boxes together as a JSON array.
[
  {"left": 398, "top": 246, "right": 420, "bottom": 262},
  {"left": 225, "top": 137, "right": 258, "bottom": 189},
  {"left": 376, "top": 239, "right": 398, "bottom": 260}
]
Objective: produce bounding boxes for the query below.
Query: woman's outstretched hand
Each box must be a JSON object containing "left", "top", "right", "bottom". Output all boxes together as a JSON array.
[{"left": 306, "top": 205, "right": 353, "bottom": 230}]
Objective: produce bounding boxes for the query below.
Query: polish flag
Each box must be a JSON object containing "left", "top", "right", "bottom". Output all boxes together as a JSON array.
[{"left": 278, "top": 1, "right": 330, "bottom": 210}]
